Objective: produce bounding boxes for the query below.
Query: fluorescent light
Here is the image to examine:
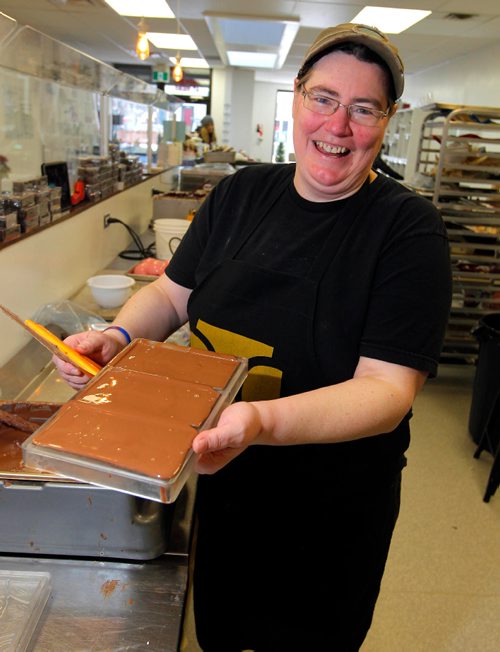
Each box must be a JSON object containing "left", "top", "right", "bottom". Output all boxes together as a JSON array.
[
  {"left": 352, "top": 6, "right": 431, "bottom": 33},
  {"left": 104, "top": 0, "right": 174, "bottom": 19},
  {"left": 227, "top": 51, "right": 277, "bottom": 68},
  {"left": 204, "top": 13, "right": 299, "bottom": 69},
  {"left": 146, "top": 33, "right": 198, "bottom": 50},
  {"left": 168, "top": 57, "right": 209, "bottom": 68}
]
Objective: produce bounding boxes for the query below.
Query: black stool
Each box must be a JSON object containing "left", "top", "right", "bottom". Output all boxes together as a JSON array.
[{"left": 473, "top": 390, "right": 500, "bottom": 503}]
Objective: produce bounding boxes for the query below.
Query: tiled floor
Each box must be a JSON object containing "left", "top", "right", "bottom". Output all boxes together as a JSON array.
[
  {"left": 363, "top": 364, "right": 500, "bottom": 652},
  {"left": 182, "top": 364, "right": 500, "bottom": 651}
]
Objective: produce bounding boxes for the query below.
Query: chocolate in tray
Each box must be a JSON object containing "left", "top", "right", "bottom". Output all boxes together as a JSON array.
[
  {"left": 0, "top": 401, "right": 61, "bottom": 478},
  {"left": 23, "top": 340, "right": 247, "bottom": 503}
]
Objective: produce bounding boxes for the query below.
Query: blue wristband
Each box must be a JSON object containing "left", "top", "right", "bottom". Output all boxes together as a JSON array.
[{"left": 104, "top": 325, "right": 132, "bottom": 345}]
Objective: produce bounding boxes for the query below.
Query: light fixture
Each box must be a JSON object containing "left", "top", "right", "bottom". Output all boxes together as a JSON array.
[
  {"left": 135, "top": 17, "right": 150, "bottom": 60},
  {"left": 146, "top": 33, "right": 196, "bottom": 50},
  {"left": 168, "top": 56, "right": 209, "bottom": 68},
  {"left": 204, "top": 12, "right": 299, "bottom": 70},
  {"left": 227, "top": 51, "right": 277, "bottom": 68},
  {"left": 172, "top": 0, "right": 183, "bottom": 83},
  {"left": 104, "top": 0, "right": 174, "bottom": 19},
  {"left": 351, "top": 6, "right": 431, "bottom": 34},
  {"left": 172, "top": 55, "right": 183, "bottom": 82}
]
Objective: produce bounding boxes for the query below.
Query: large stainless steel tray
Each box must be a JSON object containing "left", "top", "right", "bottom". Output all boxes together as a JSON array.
[{"left": 0, "top": 400, "right": 175, "bottom": 560}]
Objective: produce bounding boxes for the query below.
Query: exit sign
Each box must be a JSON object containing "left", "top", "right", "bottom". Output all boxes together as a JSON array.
[{"left": 153, "top": 70, "right": 170, "bottom": 82}]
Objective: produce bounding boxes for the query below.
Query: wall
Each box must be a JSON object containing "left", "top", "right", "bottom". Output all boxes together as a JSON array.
[
  {"left": 229, "top": 69, "right": 255, "bottom": 155},
  {"left": 211, "top": 68, "right": 256, "bottom": 155},
  {"left": 404, "top": 42, "right": 500, "bottom": 109},
  {"left": 210, "top": 68, "right": 231, "bottom": 147},
  {"left": 251, "top": 81, "right": 294, "bottom": 163},
  {"left": 210, "top": 69, "right": 293, "bottom": 163},
  {"left": 0, "top": 175, "right": 169, "bottom": 369}
]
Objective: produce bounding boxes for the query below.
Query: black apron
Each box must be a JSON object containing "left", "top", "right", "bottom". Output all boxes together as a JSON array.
[{"left": 188, "top": 176, "right": 402, "bottom": 651}]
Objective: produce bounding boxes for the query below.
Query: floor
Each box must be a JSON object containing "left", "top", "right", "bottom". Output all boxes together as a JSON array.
[{"left": 181, "top": 364, "right": 500, "bottom": 652}]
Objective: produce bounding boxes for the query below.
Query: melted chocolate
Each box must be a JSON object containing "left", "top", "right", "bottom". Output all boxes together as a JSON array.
[
  {"left": 0, "top": 403, "right": 60, "bottom": 474},
  {"left": 31, "top": 341, "right": 242, "bottom": 480},
  {"left": 0, "top": 422, "right": 26, "bottom": 471},
  {"left": 112, "top": 339, "right": 239, "bottom": 389}
]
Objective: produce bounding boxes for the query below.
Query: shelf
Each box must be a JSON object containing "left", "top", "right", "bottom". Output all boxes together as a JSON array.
[{"left": 414, "top": 105, "right": 500, "bottom": 363}]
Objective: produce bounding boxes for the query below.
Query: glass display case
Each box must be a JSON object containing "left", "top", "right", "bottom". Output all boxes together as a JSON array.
[{"left": 0, "top": 12, "right": 181, "bottom": 185}]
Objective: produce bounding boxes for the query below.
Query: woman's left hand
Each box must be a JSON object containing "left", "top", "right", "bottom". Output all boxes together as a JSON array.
[{"left": 192, "top": 402, "right": 262, "bottom": 474}]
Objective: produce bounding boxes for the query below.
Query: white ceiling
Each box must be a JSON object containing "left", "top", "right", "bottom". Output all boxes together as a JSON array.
[{"left": 1, "top": 0, "right": 500, "bottom": 84}]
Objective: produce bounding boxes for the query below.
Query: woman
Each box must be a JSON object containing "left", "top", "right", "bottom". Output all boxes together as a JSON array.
[
  {"left": 55, "top": 24, "right": 451, "bottom": 651},
  {"left": 198, "top": 115, "right": 217, "bottom": 146}
]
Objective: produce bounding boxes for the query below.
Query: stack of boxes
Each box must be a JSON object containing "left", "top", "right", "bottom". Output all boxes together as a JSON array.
[
  {"left": 0, "top": 147, "right": 144, "bottom": 244},
  {"left": 117, "top": 152, "right": 143, "bottom": 188},
  {"left": 78, "top": 150, "right": 143, "bottom": 203},
  {"left": 0, "top": 176, "right": 66, "bottom": 243},
  {"left": 78, "top": 156, "right": 117, "bottom": 202},
  {"left": 0, "top": 196, "right": 19, "bottom": 243}
]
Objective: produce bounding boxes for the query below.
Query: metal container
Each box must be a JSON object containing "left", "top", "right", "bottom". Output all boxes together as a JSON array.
[
  {"left": 0, "top": 481, "right": 174, "bottom": 559},
  {"left": 179, "top": 163, "right": 235, "bottom": 191},
  {"left": 0, "top": 401, "right": 174, "bottom": 560}
]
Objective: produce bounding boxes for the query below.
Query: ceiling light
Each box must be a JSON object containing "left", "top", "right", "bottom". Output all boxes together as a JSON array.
[
  {"left": 168, "top": 57, "right": 209, "bottom": 68},
  {"left": 135, "top": 17, "right": 150, "bottom": 61},
  {"left": 227, "top": 51, "right": 277, "bottom": 68},
  {"left": 104, "top": 0, "right": 174, "bottom": 18},
  {"left": 204, "top": 13, "right": 299, "bottom": 70},
  {"left": 351, "top": 6, "right": 431, "bottom": 33},
  {"left": 146, "top": 33, "right": 197, "bottom": 50}
]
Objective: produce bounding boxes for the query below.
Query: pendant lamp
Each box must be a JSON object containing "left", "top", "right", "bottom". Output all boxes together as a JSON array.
[
  {"left": 172, "top": 54, "right": 183, "bottom": 82},
  {"left": 136, "top": 17, "right": 150, "bottom": 61},
  {"left": 173, "top": 0, "right": 183, "bottom": 82}
]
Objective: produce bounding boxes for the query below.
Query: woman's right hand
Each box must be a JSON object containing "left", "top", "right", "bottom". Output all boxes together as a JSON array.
[{"left": 52, "top": 330, "right": 125, "bottom": 390}]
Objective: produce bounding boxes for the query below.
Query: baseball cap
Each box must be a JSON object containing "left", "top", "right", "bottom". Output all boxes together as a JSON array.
[{"left": 300, "top": 23, "right": 404, "bottom": 100}]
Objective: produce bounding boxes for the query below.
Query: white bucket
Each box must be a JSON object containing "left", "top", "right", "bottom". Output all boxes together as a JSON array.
[{"left": 153, "top": 218, "right": 191, "bottom": 259}]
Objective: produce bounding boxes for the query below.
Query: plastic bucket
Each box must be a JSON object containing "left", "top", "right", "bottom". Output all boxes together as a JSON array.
[{"left": 153, "top": 218, "right": 190, "bottom": 259}]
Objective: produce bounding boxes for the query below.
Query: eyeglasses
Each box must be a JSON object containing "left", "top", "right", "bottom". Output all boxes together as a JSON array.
[{"left": 301, "top": 88, "right": 389, "bottom": 127}]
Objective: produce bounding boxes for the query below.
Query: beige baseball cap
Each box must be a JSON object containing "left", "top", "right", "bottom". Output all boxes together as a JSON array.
[{"left": 300, "top": 23, "right": 404, "bottom": 99}]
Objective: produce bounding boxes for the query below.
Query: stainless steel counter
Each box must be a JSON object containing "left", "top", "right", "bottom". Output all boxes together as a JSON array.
[
  {"left": 1, "top": 472, "right": 196, "bottom": 652},
  {"left": 0, "top": 543, "right": 190, "bottom": 652}
]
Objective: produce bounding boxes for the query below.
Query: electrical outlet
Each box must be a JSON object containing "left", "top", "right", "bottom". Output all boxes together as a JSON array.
[{"left": 103, "top": 213, "right": 111, "bottom": 228}]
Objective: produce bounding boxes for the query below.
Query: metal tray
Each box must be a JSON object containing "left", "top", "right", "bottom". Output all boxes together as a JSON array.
[
  {"left": 0, "top": 400, "right": 177, "bottom": 560},
  {"left": 0, "top": 401, "right": 69, "bottom": 482}
]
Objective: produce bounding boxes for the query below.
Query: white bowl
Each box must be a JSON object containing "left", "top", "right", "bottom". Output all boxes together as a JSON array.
[{"left": 87, "top": 274, "right": 135, "bottom": 309}]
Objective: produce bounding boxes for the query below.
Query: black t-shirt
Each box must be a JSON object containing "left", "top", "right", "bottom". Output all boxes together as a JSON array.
[
  {"left": 239, "top": 181, "right": 345, "bottom": 276},
  {"left": 167, "top": 163, "right": 451, "bottom": 483},
  {"left": 168, "top": 163, "right": 451, "bottom": 380}
]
